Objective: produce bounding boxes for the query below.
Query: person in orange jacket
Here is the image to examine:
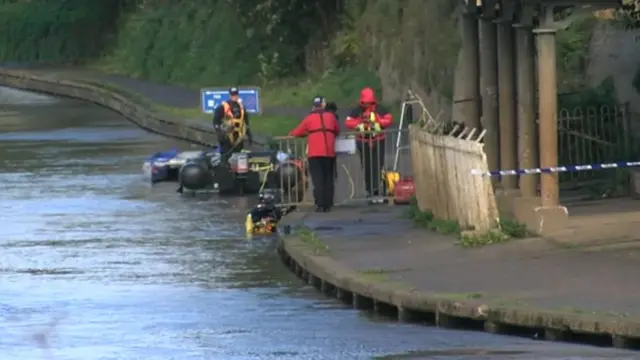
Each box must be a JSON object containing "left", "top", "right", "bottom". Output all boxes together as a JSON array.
[
  {"left": 345, "top": 87, "right": 393, "bottom": 198},
  {"left": 289, "top": 96, "right": 341, "bottom": 212},
  {"left": 213, "top": 87, "right": 253, "bottom": 163}
]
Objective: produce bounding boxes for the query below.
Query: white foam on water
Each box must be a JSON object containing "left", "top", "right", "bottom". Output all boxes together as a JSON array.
[{"left": 0, "top": 86, "right": 58, "bottom": 105}]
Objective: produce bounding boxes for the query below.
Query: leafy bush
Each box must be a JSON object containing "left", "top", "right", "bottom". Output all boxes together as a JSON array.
[
  {"left": 0, "top": 0, "right": 121, "bottom": 64},
  {"left": 100, "top": 2, "right": 260, "bottom": 87}
]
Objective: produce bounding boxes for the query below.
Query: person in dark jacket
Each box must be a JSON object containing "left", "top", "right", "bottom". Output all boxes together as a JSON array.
[
  {"left": 213, "top": 87, "right": 253, "bottom": 163},
  {"left": 345, "top": 87, "right": 393, "bottom": 198},
  {"left": 289, "top": 96, "right": 340, "bottom": 212}
]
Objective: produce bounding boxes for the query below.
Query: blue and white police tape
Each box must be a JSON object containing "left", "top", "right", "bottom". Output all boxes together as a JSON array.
[{"left": 470, "top": 161, "right": 640, "bottom": 177}]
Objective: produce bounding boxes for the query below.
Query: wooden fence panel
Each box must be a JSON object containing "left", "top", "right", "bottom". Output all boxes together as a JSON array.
[{"left": 409, "top": 125, "right": 498, "bottom": 231}]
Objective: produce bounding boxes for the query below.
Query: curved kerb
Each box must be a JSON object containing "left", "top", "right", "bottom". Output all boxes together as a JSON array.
[
  {"left": 0, "top": 69, "right": 258, "bottom": 147},
  {"left": 278, "top": 235, "right": 640, "bottom": 350}
]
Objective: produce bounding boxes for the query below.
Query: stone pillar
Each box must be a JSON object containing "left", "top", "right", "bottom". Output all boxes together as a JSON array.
[
  {"left": 534, "top": 19, "right": 559, "bottom": 207},
  {"left": 460, "top": 12, "right": 481, "bottom": 129},
  {"left": 515, "top": 24, "right": 538, "bottom": 197},
  {"left": 497, "top": 20, "right": 517, "bottom": 190},
  {"left": 479, "top": 17, "right": 500, "bottom": 177},
  {"left": 531, "top": 7, "right": 568, "bottom": 234}
]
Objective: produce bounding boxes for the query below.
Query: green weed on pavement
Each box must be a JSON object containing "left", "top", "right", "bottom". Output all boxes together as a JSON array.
[{"left": 404, "top": 197, "right": 530, "bottom": 248}]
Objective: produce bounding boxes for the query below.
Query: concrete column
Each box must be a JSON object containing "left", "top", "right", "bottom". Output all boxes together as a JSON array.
[
  {"left": 497, "top": 21, "right": 517, "bottom": 189},
  {"left": 527, "top": 7, "right": 568, "bottom": 235},
  {"left": 460, "top": 13, "right": 481, "bottom": 129},
  {"left": 515, "top": 25, "right": 538, "bottom": 197},
  {"left": 479, "top": 18, "right": 500, "bottom": 177},
  {"left": 534, "top": 28, "right": 559, "bottom": 206}
]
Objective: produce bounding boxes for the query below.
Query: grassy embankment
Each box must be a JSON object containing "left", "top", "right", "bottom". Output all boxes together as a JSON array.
[
  {"left": 0, "top": 0, "right": 382, "bottom": 136},
  {"left": 89, "top": 2, "right": 382, "bottom": 137},
  {"left": 152, "top": 68, "right": 379, "bottom": 137}
]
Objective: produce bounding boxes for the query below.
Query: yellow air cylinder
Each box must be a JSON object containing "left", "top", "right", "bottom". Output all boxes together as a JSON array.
[
  {"left": 245, "top": 214, "right": 254, "bottom": 237},
  {"left": 384, "top": 171, "right": 400, "bottom": 194}
]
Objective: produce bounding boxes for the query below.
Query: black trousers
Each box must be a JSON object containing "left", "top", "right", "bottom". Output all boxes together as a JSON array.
[
  {"left": 219, "top": 136, "right": 244, "bottom": 164},
  {"left": 308, "top": 156, "right": 336, "bottom": 208},
  {"left": 357, "top": 139, "right": 385, "bottom": 196}
]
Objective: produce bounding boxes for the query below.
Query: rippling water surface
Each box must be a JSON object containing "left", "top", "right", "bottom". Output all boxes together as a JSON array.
[{"left": 0, "top": 91, "right": 635, "bottom": 359}]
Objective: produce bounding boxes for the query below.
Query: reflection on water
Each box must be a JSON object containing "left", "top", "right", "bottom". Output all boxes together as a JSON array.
[
  {"left": 0, "top": 95, "right": 635, "bottom": 359},
  {"left": 0, "top": 86, "right": 58, "bottom": 105}
]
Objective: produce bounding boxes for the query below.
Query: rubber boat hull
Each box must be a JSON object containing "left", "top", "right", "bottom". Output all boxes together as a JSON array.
[{"left": 143, "top": 149, "right": 216, "bottom": 184}]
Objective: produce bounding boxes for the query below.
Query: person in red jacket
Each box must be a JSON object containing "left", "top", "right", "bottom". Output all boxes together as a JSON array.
[
  {"left": 289, "top": 96, "right": 341, "bottom": 212},
  {"left": 345, "top": 87, "right": 393, "bottom": 198}
]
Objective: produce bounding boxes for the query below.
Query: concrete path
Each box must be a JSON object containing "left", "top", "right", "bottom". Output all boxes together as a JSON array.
[{"left": 299, "top": 206, "right": 640, "bottom": 317}]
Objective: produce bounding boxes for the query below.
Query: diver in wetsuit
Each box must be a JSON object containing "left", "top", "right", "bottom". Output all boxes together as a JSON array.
[
  {"left": 213, "top": 87, "right": 254, "bottom": 163},
  {"left": 246, "top": 190, "right": 297, "bottom": 234}
]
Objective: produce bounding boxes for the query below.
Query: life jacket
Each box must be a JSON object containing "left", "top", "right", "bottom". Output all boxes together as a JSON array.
[
  {"left": 222, "top": 101, "right": 246, "bottom": 146},
  {"left": 354, "top": 87, "right": 385, "bottom": 141},
  {"left": 358, "top": 111, "right": 382, "bottom": 136}
]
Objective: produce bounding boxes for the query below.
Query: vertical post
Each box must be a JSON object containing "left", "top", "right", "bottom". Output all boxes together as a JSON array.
[
  {"left": 461, "top": 11, "right": 481, "bottom": 129},
  {"left": 497, "top": 20, "right": 517, "bottom": 189},
  {"left": 480, "top": 17, "right": 500, "bottom": 177},
  {"left": 534, "top": 9, "right": 559, "bottom": 207},
  {"left": 515, "top": 24, "right": 538, "bottom": 197}
]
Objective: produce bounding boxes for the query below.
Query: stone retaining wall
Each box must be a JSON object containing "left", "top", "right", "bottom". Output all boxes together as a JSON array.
[{"left": 0, "top": 69, "right": 220, "bottom": 146}]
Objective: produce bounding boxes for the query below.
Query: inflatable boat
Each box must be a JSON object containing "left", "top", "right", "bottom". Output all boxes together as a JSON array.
[
  {"left": 177, "top": 149, "right": 307, "bottom": 198},
  {"left": 142, "top": 148, "right": 220, "bottom": 184}
]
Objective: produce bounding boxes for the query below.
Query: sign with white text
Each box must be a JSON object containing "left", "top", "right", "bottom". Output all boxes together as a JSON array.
[{"left": 200, "top": 87, "right": 261, "bottom": 114}]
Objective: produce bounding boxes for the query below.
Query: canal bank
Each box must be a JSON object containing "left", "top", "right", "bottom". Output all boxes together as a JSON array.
[
  {"left": 278, "top": 206, "right": 640, "bottom": 351},
  {"left": 0, "top": 89, "right": 540, "bottom": 360},
  {"left": 3, "top": 69, "right": 639, "bottom": 358},
  {"left": 2, "top": 90, "right": 580, "bottom": 360}
]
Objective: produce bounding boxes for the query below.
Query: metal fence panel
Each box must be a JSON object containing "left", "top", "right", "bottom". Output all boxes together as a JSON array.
[
  {"left": 558, "top": 105, "right": 631, "bottom": 190},
  {"left": 273, "top": 128, "right": 412, "bottom": 206}
]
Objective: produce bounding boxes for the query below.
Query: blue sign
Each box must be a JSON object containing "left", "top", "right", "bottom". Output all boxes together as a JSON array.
[{"left": 200, "top": 87, "right": 261, "bottom": 114}]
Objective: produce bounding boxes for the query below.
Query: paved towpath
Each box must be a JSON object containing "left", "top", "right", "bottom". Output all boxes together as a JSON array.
[{"left": 298, "top": 205, "right": 640, "bottom": 316}]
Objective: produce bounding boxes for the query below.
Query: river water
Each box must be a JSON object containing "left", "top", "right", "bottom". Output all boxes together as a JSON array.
[{"left": 0, "top": 88, "right": 635, "bottom": 360}]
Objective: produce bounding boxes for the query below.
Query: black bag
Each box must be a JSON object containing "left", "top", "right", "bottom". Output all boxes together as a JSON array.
[{"left": 325, "top": 101, "right": 338, "bottom": 115}]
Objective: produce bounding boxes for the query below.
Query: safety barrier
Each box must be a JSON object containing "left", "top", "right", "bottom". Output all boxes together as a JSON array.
[
  {"left": 272, "top": 127, "right": 412, "bottom": 207},
  {"left": 471, "top": 161, "right": 640, "bottom": 177}
]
